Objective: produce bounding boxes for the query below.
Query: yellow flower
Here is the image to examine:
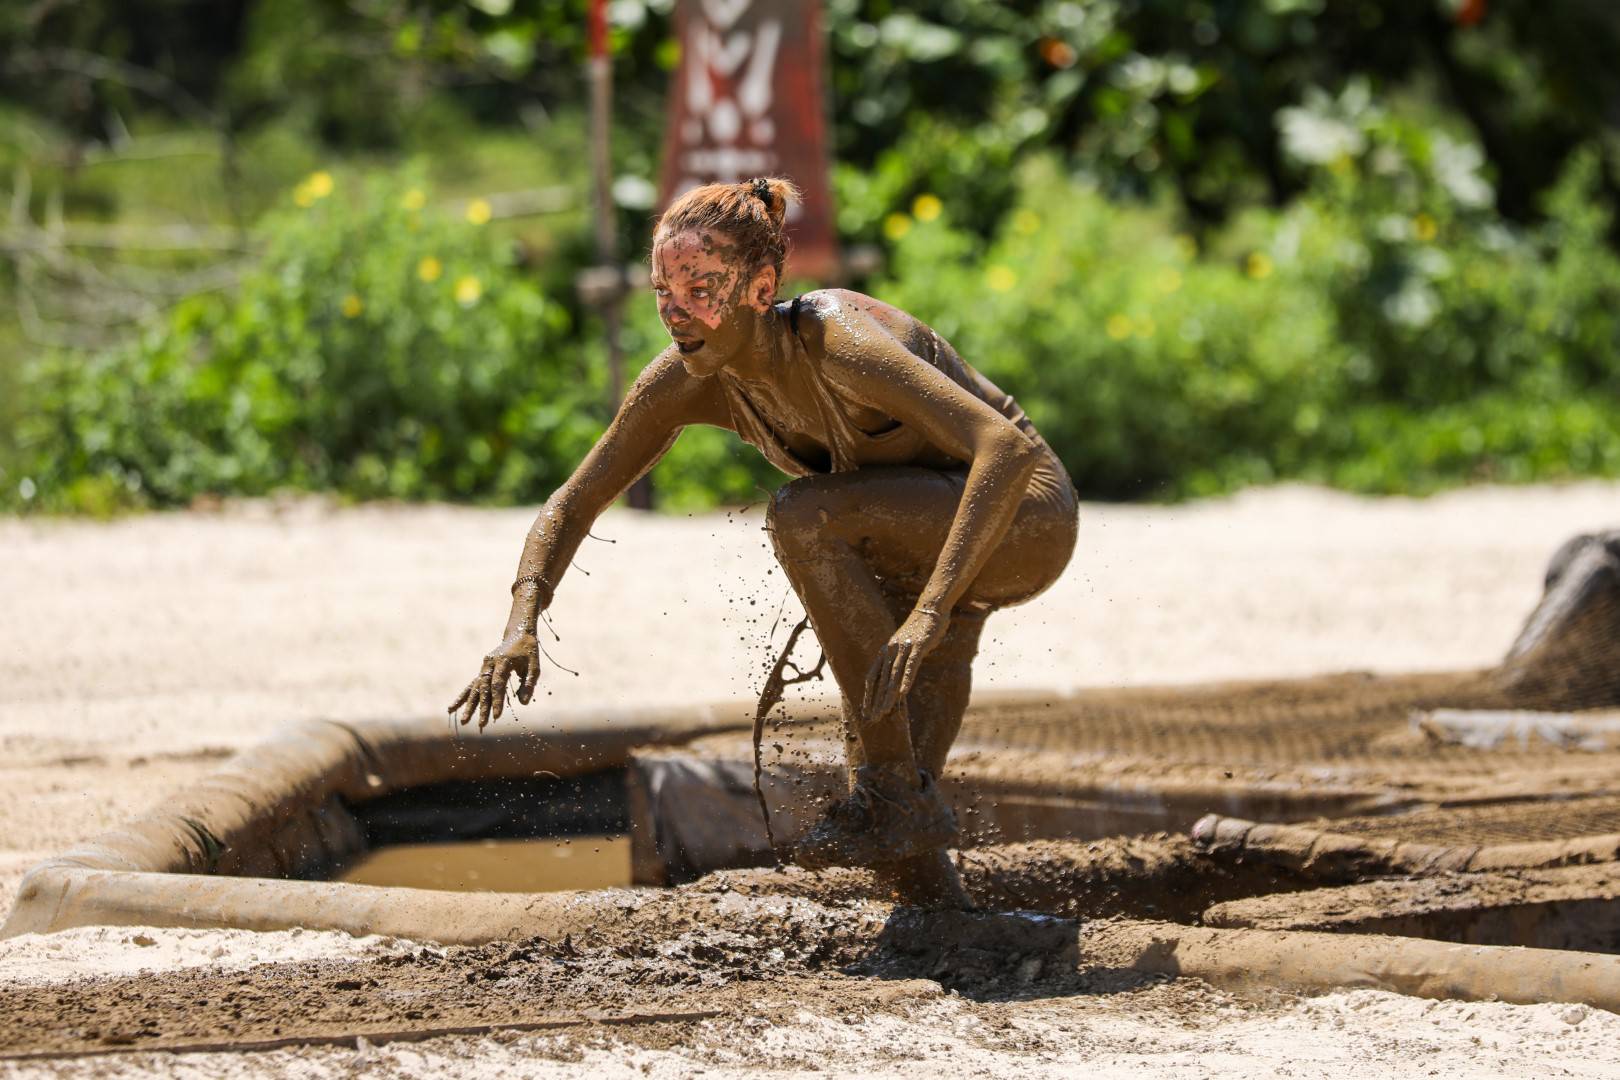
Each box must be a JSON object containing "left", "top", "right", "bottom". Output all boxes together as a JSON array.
[
  {"left": 454, "top": 275, "right": 483, "bottom": 307},
  {"left": 1012, "top": 209, "right": 1041, "bottom": 236},
  {"left": 417, "top": 256, "right": 443, "bottom": 283},
  {"left": 341, "top": 293, "right": 364, "bottom": 318},
  {"left": 1105, "top": 313, "right": 1132, "bottom": 341},
  {"left": 912, "top": 193, "right": 942, "bottom": 223},
  {"left": 401, "top": 188, "right": 427, "bottom": 211},
  {"left": 1413, "top": 213, "right": 1438, "bottom": 242},
  {"left": 1155, "top": 267, "right": 1183, "bottom": 294},
  {"left": 465, "top": 198, "right": 493, "bottom": 225},
  {"left": 293, "top": 171, "right": 334, "bottom": 208},
  {"left": 883, "top": 213, "right": 912, "bottom": 241},
  {"left": 1174, "top": 233, "right": 1198, "bottom": 261},
  {"left": 986, "top": 265, "right": 1017, "bottom": 292},
  {"left": 1245, "top": 251, "right": 1274, "bottom": 280}
]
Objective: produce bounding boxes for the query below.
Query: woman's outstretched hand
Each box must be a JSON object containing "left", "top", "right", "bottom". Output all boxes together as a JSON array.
[
  {"left": 449, "top": 631, "right": 540, "bottom": 730},
  {"left": 863, "top": 606, "right": 950, "bottom": 723}
]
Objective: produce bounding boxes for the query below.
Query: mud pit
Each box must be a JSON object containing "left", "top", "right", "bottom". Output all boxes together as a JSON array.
[{"left": 5, "top": 528, "right": 1620, "bottom": 1062}]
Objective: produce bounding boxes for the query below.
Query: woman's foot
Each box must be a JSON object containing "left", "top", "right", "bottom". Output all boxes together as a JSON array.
[
  {"left": 875, "top": 848, "right": 977, "bottom": 910},
  {"left": 793, "top": 766, "right": 958, "bottom": 869}
]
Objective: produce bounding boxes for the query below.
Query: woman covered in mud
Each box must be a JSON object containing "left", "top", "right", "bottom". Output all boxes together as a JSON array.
[{"left": 451, "top": 178, "right": 1077, "bottom": 906}]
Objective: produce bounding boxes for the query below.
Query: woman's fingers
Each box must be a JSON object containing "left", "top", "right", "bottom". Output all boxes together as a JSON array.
[
  {"left": 477, "top": 670, "right": 500, "bottom": 729},
  {"left": 517, "top": 652, "right": 539, "bottom": 705},
  {"left": 897, "top": 645, "right": 924, "bottom": 703},
  {"left": 449, "top": 646, "right": 540, "bottom": 730},
  {"left": 888, "top": 643, "right": 913, "bottom": 715},
  {"left": 869, "top": 643, "right": 910, "bottom": 720},
  {"left": 489, "top": 661, "right": 510, "bottom": 721},
  {"left": 457, "top": 679, "right": 481, "bottom": 727},
  {"left": 862, "top": 649, "right": 889, "bottom": 720}
]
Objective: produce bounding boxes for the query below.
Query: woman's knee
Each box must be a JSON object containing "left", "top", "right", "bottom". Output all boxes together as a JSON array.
[
  {"left": 967, "top": 499, "right": 1077, "bottom": 608},
  {"left": 766, "top": 477, "right": 841, "bottom": 561}
]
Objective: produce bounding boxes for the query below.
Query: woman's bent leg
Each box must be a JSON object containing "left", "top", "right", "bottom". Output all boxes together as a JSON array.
[
  {"left": 766, "top": 463, "right": 1076, "bottom": 877},
  {"left": 866, "top": 606, "right": 986, "bottom": 907},
  {"left": 766, "top": 470, "right": 964, "bottom": 777}
]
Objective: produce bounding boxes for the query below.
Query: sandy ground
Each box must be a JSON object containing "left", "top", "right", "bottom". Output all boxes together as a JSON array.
[{"left": 3, "top": 481, "right": 1620, "bottom": 1075}]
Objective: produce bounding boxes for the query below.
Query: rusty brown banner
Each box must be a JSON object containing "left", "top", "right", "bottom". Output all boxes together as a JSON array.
[{"left": 659, "top": 0, "right": 839, "bottom": 280}]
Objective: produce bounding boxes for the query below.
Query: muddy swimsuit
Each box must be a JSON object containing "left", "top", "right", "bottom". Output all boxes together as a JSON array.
[{"left": 717, "top": 294, "right": 1078, "bottom": 614}]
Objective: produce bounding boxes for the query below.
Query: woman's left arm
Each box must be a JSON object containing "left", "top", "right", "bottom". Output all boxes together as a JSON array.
[{"left": 818, "top": 313, "right": 1041, "bottom": 721}]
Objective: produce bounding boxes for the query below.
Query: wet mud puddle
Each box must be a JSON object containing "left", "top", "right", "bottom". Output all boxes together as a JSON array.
[{"left": 338, "top": 835, "right": 630, "bottom": 892}]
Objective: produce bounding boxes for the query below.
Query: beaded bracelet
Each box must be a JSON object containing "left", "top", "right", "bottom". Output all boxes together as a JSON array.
[{"left": 510, "top": 572, "right": 553, "bottom": 599}]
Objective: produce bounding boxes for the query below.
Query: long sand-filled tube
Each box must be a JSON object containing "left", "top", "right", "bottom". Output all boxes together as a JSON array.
[
  {"left": 18, "top": 707, "right": 754, "bottom": 878},
  {"left": 2, "top": 867, "right": 593, "bottom": 943},
  {"left": 1, "top": 865, "right": 888, "bottom": 947},
  {"left": 1085, "top": 920, "right": 1620, "bottom": 1012},
  {"left": 1191, "top": 814, "right": 1620, "bottom": 881}
]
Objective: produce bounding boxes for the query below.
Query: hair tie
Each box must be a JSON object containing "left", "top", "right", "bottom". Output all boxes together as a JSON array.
[{"left": 750, "top": 178, "right": 771, "bottom": 206}]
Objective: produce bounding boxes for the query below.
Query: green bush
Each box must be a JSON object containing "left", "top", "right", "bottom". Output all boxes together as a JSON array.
[
  {"left": 1273, "top": 99, "right": 1620, "bottom": 491},
  {"left": 1275, "top": 87, "right": 1620, "bottom": 411},
  {"left": 877, "top": 144, "right": 1620, "bottom": 499},
  {"left": 1, "top": 162, "right": 789, "bottom": 516},
  {"left": 877, "top": 159, "right": 1350, "bottom": 498},
  {"left": 8, "top": 174, "right": 597, "bottom": 511},
  {"left": 8, "top": 125, "right": 1620, "bottom": 515}
]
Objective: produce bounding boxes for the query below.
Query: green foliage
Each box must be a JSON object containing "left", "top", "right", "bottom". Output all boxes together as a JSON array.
[
  {"left": 876, "top": 147, "right": 1620, "bottom": 499},
  {"left": 9, "top": 1, "right": 1618, "bottom": 237},
  {"left": 825, "top": 0, "right": 1620, "bottom": 244},
  {"left": 878, "top": 160, "right": 1348, "bottom": 498},
  {"left": 8, "top": 132, "right": 1620, "bottom": 514},
  {"left": 7, "top": 3, "right": 1620, "bottom": 512},
  {"left": 8, "top": 176, "right": 597, "bottom": 511}
]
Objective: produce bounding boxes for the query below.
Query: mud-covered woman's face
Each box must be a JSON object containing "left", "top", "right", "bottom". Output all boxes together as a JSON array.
[{"left": 651, "top": 228, "right": 769, "bottom": 377}]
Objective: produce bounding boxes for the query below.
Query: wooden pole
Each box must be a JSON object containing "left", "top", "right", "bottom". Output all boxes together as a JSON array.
[{"left": 588, "top": 0, "right": 652, "bottom": 508}]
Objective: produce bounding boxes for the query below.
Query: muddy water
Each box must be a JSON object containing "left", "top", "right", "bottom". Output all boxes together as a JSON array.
[{"left": 338, "top": 835, "right": 630, "bottom": 892}]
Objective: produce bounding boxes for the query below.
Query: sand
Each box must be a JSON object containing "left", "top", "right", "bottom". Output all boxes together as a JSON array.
[
  {"left": 0, "top": 926, "right": 415, "bottom": 986},
  {"left": 6, "top": 978, "right": 1619, "bottom": 1077},
  {"left": 3, "top": 481, "right": 1620, "bottom": 1074}
]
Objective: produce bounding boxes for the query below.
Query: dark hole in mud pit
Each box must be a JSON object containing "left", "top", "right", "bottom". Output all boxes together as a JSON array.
[{"left": 336, "top": 772, "right": 632, "bottom": 892}]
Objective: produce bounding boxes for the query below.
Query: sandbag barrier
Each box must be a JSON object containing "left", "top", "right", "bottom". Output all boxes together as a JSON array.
[
  {"left": 1191, "top": 813, "right": 1620, "bottom": 881},
  {"left": 1416, "top": 708, "right": 1620, "bottom": 752},
  {"left": 1087, "top": 921, "right": 1620, "bottom": 1013},
  {"left": 1191, "top": 814, "right": 1620, "bottom": 955},
  {"left": 1, "top": 705, "right": 756, "bottom": 941}
]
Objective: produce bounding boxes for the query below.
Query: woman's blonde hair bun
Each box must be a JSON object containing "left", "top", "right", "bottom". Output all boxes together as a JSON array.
[{"left": 655, "top": 176, "right": 803, "bottom": 288}]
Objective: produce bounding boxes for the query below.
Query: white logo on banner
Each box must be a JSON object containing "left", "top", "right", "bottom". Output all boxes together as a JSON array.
[{"left": 676, "top": 0, "right": 788, "bottom": 210}]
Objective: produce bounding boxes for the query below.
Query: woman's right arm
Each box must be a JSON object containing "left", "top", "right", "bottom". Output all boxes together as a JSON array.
[{"left": 450, "top": 349, "right": 731, "bottom": 727}]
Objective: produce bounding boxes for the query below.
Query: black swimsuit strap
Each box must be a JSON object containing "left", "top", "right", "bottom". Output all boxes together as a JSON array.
[{"left": 789, "top": 295, "right": 801, "bottom": 336}]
